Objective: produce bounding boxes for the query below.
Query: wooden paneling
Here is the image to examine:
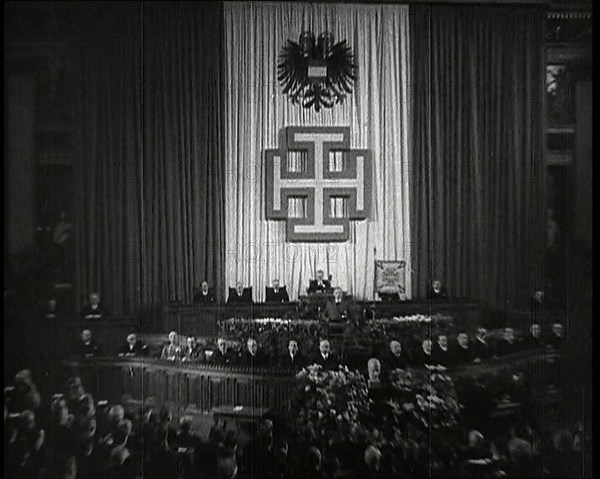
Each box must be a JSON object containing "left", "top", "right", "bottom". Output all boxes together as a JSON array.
[{"left": 74, "top": 358, "right": 297, "bottom": 415}]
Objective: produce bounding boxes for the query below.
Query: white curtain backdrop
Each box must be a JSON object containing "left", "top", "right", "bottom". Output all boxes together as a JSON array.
[{"left": 224, "top": 1, "right": 412, "bottom": 302}]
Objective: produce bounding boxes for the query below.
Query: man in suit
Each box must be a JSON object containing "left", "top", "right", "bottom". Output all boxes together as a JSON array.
[
  {"left": 472, "top": 327, "right": 491, "bottom": 362},
  {"left": 313, "top": 339, "right": 339, "bottom": 370},
  {"left": 193, "top": 281, "right": 216, "bottom": 304},
  {"left": 211, "top": 338, "right": 233, "bottom": 366},
  {"left": 182, "top": 336, "right": 205, "bottom": 362},
  {"left": 73, "top": 329, "right": 100, "bottom": 359},
  {"left": 227, "top": 282, "right": 253, "bottom": 304},
  {"left": 416, "top": 338, "right": 433, "bottom": 367},
  {"left": 324, "top": 287, "right": 350, "bottom": 322},
  {"left": 265, "top": 278, "right": 290, "bottom": 303},
  {"left": 548, "top": 323, "right": 566, "bottom": 352},
  {"left": 308, "top": 269, "right": 331, "bottom": 294},
  {"left": 433, "top": 335, "right": 452, "bottom": 366},
  {"left": 81, "top": 292, "right": 108, "bottom": 320},
  {"left": 118, "top": 333, "right": 147, "bottom": 357},
  {"left": 240, "top": 338, "right": 267, "bottom": 368},
  {"left": 382, "top": 339, "right": 408, "bottom": 375},
  {"left": 41, "top": 297, "right": 61, "bottom": 320},
  {"left": 528, "top": 323, "right": 544, "bottom": 349},
  {"left": 454, "top": 333, "right": 473, "bottom": 364},
  {"left": 496, "top": 327, "right": 520, "bottom": 356},
  {"left": 428, "top": 280, "right": 448, "bottom": 300},
  {"left": 279, "top": 340, "right": 306, "bottom": 372}
]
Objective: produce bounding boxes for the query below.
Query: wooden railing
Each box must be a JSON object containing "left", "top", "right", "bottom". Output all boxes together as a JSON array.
[
  {"left": 66, "top": 351, "right": 559, "bottom": 416},
  {"left": 72, "top": 358, "right": 297, "bottom": 415}
]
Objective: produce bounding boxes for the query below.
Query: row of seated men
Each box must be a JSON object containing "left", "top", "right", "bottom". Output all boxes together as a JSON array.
[
  {"left": 72, "top": 322, "right": 567, "bottom": 368},
  {"left": 195, "top": 274, "right": 449, "bottom": 304}
]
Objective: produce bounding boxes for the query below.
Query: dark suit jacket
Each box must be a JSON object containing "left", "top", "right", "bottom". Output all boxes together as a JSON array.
[
  {"left": 81, "top": 304, "right": 108, "bottom": 320},
  {"left": 428, "top": 286, "right": 448, "bottom": 300},
  {"left": 193, "top": 289, "right": 216, "bottom": 304},
  {"left": 414, "top": 350, "right": 433, "bottom": 367},
  {"left": 527, "top": 334, "right": 545, "bottom": 350},
  {"left": 312, "top": 353, "right": 339, "bottom": 370},
  {"left": 383, "top": 353, "right": 408, "bottom": 371},
  {"left": 453, "top": 345, "right": 473, "bottom": 364},
  {"left": 240, "top": 350, "right": 268, "bottom": 369},
  {"left": 211, "top": 349, "right": 233, "bottom": 366},
  {"left": 324, "top": 299, "right": 350, "bottom": 321},
  {"left": 433, "top": 345, "right": 453, "bottom": 366},
  {"left": 279, "top": 352, "right": 307, "bottom": 372},
  {"left": 118, "top": 341, "right": 147, "bottom": 357},
  {"left": 73, "top": 340, "right": 100, "bottom": 358},
  {"left": 182, "top": 345, "right": 205, "bottom": 362},
  {"left": 265, "top": 286, "right": 290, "bottom": 303},
  {"left": 226, "top": 288, "right": 253, "bottom": 304},
  {"left": 495, "top": 339, "right": 520, "bottom": 356},
  {"left": 472, "top": 338, "right": 491, "bottom": 360},
  {"left": 308, "top": 279, "right": 332, "bottom": 294}
]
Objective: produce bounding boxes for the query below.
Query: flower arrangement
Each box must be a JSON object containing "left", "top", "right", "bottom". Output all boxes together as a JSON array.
[
  {"left": 292, "top": 365, "right": 373, "bottom": 446},
  {"left": 384, "top": 368, "right": 462, "bottom": 441}
]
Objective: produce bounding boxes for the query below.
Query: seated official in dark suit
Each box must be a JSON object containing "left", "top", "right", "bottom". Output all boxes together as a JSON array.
[
  {"left": 528, "top": 323, "right": 544, "bottom": 349},
  {"left": 279, "top": 340, "right": 306, "bottom": 372},
  {"left": 428, "top": 280, "right": 448, "bottom": 300},
  {"left": 415, "top": 339, "right": 433, "bottom": 367},
  {"left": 193, "top": 281, "right": 216, "bottom": 304},
  {"left": 41, "top": 298, "right": 62, "bottom": 320},
  {"left": 433, "top": 335, "right": 452, "bottom": 366},
  {"left": 81, "top": 292, "right": 109, "bottom": 320},
  {"left": 312, "top": 339, "right": 339, "bottom": 370},
  {"left": 211, "top": 338, "right": 233, "bottom": 366},
  {"left": 324, "top": 287, "right": 351, "bottom": 322},
  {"left": 472, "top": 328, "right": 491, "bottom": 362},
  {"left": 118, "top": 333, "right": 148, "bottom": 357},
  {"left": 182, "top": 336, "right": 205, "bottom": 362},
  {"left": 240, "top": 338, "right": 267, "bottom": 368},
  {"left": 454, "top": 333, "right": 473, "bottom": 364},
  {"left": 382, "top": 340, "right": 408, "bottom": 378},
  {"left": 73, "top": 329, "right": 100, "bottom": 358},
  {"left": 265, "top": 278, "right": 290, "bottom": 303},
  {"left": 307, "top": 269, "right": 332, "bottom": 294},
  {"left": 495, "top": 327, "right": 520, "bottom": 356},
  {"left": 227, "top": 282, "right": 253, "bottom": 304},
  {"left": 547, "top": 323, "right": 566, "bottom": 352}
]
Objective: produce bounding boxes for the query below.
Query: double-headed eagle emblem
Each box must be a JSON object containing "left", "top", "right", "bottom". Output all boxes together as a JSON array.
[{"left": 278, "top": 31, "right": 356, "bottom": 112}]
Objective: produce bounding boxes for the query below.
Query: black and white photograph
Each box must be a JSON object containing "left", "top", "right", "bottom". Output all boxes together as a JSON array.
[{"left": 4, "top": 1, "right": 592, "bottom": 477}]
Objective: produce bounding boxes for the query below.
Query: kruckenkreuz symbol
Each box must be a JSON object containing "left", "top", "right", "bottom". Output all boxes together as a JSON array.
[{"left": 266, "top": 127, "right": 371, "bottom": 242}]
